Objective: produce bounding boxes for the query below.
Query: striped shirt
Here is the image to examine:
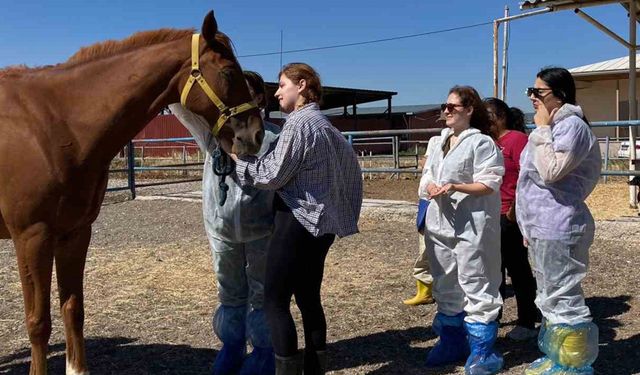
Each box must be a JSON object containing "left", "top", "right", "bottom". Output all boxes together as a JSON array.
[{"left": 235, "top": 103, "right": 363, "bottom": 238}]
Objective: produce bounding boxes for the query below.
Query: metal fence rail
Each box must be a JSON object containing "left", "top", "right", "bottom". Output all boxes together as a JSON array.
[{"left": 108, "top": 121, "right": 640, "bottom": 198}]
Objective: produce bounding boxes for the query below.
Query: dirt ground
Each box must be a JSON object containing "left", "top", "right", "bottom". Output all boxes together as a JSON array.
[{"left": 1, "top": 179, "right": 639, "bottom": 374}]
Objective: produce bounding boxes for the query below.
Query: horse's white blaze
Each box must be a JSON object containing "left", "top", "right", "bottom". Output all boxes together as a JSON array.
[{"left": 66, "top": 361, "right": 89, "bottom": 375}]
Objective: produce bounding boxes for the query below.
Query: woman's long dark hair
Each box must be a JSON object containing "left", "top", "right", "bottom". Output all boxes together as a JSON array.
[
  {"left": 484, "top": 97, "right": 526, "bottom": 133},
  {"left": 537, "top": 66, "right": 589, "bottom": 124},
  {"left": 537, "top": 67, "right": 576, "bottom": 105},
  {"left": 449, "top": 85, "right": 491, "bottom": 136}
]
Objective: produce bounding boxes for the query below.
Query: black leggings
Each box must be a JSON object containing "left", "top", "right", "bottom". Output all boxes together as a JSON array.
[
  {"left": 499, "top": 215, "right": 540, "bottom": 328},
  {"left": 264, "top": 199, "right": 335, "bottom": 357}
]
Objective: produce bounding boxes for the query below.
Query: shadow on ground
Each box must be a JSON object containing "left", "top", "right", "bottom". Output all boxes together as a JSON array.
[
  {"left": 0, "top": 337, "right": 216, "bottom": 375},
  {"left": 1, "top": 295, "right": 636, "bottom": 374}
]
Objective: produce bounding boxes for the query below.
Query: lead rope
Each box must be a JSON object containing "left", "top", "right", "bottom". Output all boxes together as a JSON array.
[{"left": 212, "top": 145, "right": 234, "bottom": 206}]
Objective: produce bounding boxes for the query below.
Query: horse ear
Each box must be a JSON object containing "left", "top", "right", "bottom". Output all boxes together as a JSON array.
[{"left": 201, "top": 10, "right": 218, "bottom": 45}]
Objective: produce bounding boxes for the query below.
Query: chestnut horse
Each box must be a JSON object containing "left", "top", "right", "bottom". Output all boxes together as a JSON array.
[{"left": 0, "top": 11, "right": 263, "bottom": 375}]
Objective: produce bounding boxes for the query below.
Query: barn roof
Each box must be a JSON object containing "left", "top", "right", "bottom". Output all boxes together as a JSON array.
[
  {"left": 569, "top": 54, "right": 640, "bottom": 81},
  {"left": 268, "top": 104, "right": 440, "bottom": 120},
  {"left": 264, "top": 82, "right": 397, "bottom": 114}
]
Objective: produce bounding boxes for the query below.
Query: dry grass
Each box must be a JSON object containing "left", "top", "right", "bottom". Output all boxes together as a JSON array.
[
  {"left": 586, "top": 179, "right": 639, "bottom": 220},
  {"left": 363, "top": 177, "right": 640, "bottom": 220}
]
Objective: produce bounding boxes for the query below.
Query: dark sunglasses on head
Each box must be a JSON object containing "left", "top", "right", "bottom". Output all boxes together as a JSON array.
[
  {"left": 440, "top": 103, "right": 465, "bottom": 112},
  {"left": 526, "top": 87, "right": 553, "bottom": 99}
]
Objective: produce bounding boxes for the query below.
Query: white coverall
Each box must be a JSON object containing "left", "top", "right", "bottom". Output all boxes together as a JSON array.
[
  {"left": 516, "top": 103, "right": 601, "bottom": 326},
  {"left": 419, "top": 127, "right": 505, "bottom": 324}
]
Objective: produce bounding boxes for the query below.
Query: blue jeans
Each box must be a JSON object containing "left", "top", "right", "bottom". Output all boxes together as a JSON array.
[{"left": 208, "top": 236, "right": 270, "bottom": 309}]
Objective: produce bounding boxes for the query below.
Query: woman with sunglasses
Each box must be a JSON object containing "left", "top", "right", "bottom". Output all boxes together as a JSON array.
[
  {"left": 517, "top": 67, "right": 601, "bottom": 375},
  {"left": 484, "top": 97, "right": 540, "bottom": 342},
  {"left": 419, "top": 86, "right": 504, "bottom": 375}
]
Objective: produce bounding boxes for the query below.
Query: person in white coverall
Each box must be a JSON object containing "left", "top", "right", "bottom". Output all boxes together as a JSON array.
[
  {"left": 518, "top": 67, "right": 601, "bottom": 375},
  {"left": 418, "top": 85, "right": 505, "bottom": 375},
  {"left": 169, "top": 71, "right": 280, "bottom": 375}
]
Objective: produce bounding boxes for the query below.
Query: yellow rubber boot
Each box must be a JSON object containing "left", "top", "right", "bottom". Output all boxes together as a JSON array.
[
  {"left": 403, "top": 280, "right": 434, "bottom": 306},
  {"left": 559, "top": 330, "right": 589, "bottom": 368}
]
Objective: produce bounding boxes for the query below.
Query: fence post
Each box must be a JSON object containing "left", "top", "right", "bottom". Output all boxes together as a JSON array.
[
  {"left": 127, "top": 140, "right": 136, "bottom": 200},
  {"left": 182, "top": 145, "right": 187, "bottom": 177},
  {"left": 393, "top": 136, "right": 400, "bottom": 180},
  {"left": 389, "top": 137, "right": 396, "bottom": 180},
  {"left": 359, "top": 151, "right": 364, "bottom": 181},
  {"left": 348, "top": 134, "right": 353, "bottom": 146},
  {"left": 414, "top": 143, "right": 419, "bottom": 178},
  {"left": 369, "top": 151, "right": 373, "bottom": 180},
  {"left": 603, "top": 136, "right": 610, "bottom": 183}
]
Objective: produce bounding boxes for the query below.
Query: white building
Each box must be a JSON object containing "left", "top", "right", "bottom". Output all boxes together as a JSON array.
[{"left": 570, "top": 54, "right": 639, "bottom": 139}]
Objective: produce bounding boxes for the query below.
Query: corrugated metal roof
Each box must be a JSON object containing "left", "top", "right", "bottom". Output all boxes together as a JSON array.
[
  {"left": 521, "top": 0, "right": 577, "bottom": 9},
  {"left": 268, "top": 104, "right": 440, "bottom": 120},
  {"left": 263, "top": 82, "right": 397, "bottom": 113},
  {"left": 520, "top": 0, "right": 626, "bottom": 10},
  {"left": 328, "top": 104, "right": 441, "bottom": 116},
  {"left": 521, "top": 0, "right": 564, "bottom": 8},
  {"left": 569, "top": 54, "right": 640, "bottom": 73}
]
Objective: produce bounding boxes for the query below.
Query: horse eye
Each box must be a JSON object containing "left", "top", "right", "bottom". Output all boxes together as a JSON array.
[{"left": 219, "top": 69, "right": 233, "bottom": 81}]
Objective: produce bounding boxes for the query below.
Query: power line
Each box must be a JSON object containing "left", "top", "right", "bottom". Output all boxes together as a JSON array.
[{"left": 237, "top": 20, "right": 493, "bottom": 58}]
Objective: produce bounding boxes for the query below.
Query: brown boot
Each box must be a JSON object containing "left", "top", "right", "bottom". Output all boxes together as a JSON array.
[
  {"left": 403, "top": 280, "right": 435, "bottom": 306},
  {"left": 275, "top": 351, "right": 303, "bottom": 375}
]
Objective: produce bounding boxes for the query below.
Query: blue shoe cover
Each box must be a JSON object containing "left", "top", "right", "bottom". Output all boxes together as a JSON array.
[
  {"left": 245, "top": 309, "right": 272, "bottom": 349},
  {"left": 239, "top": 309, "right": 275, "bottom": 375},
  {"left": 537, "top": 319, "right": 548, "bottom": 353},
  {"left": 213, "top": 305, "right": 247, "bottom": 375},
  {"left": 239, "top": 347, "right": 275, "bottom": 375},
  {"left": 525, "top": 356, "right": 594, "bottom": 375},
  {"left": 425, "top": 312, "right": 469, "bottom": 367},
  {"left": 464, "top": 321, "right": 504, "bottom": 375}
]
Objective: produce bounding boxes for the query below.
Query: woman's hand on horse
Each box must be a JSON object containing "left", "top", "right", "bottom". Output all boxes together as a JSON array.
[{"left": 219, "top": 138, "right": 238, "bottom": 160}]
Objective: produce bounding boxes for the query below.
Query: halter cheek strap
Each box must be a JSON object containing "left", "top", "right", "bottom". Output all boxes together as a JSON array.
[{"left": 180, "top": 34, "right": 257, "bottom": 136}]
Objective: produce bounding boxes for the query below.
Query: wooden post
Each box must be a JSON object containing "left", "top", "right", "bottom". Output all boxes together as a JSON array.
[
  {"left": 629, "top": 0, "right": 638, "bottom": 208},
  {"left": 493, "top": 20, "right": 500, "bottom": 97},
  {"left": 501, "top": 6, "right": 509, "bottom": 100}
]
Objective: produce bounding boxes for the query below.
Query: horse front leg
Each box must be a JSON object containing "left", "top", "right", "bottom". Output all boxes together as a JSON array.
[
  {"left": 0, "top": 213, "right": 10, "bottom": 239},
  {"left": 54, "top": 226, "right": 91, "bottom": 375},
  {"left": 14, "top": 223, "right": 55, "bottom": 375}
]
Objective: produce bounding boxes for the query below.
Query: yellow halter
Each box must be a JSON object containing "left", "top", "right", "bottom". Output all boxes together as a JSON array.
[{"left": 180, "top": 34, "right": 257, "bottom": 136}]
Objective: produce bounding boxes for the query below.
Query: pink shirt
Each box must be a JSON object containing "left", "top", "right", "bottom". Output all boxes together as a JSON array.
[{"left": 496, "top": 131, "right": 528, "bottom": 214}]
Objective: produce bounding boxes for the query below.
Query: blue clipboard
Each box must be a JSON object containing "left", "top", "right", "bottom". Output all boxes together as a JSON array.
[{"left": 416, "top": 199, "right": 430, "bottom": 231}]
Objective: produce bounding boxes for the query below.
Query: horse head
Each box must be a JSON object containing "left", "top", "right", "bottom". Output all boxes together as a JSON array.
[{"left": 177, "top": 11, "right": 263, "bottom": 156}]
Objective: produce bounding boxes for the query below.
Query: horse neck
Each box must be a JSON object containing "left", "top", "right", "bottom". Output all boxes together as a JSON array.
[{"left": 56, "top": 39, "right": 190, "bottom": 164}]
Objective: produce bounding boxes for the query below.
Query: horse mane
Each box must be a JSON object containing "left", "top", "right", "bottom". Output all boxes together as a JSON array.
[
  {"left": 0, "top": 29, "right": 236, "bottom": 78},
  {"left": 66, "top": 28, "right": 195, "bottom": 65}
]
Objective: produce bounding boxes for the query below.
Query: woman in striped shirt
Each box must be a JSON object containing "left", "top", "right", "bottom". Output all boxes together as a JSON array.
[{"left": 228, "top": 63, "right": 363, "bottom": 375}]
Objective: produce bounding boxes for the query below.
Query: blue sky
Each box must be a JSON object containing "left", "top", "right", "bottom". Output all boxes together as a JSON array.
[{"left": 0, "top": 1, "right": 633, "bottom": 110}]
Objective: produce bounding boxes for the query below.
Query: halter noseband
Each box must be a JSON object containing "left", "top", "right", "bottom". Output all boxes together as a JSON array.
[{"left": 180, "top": 34, "right": 257, "bottom": 136}]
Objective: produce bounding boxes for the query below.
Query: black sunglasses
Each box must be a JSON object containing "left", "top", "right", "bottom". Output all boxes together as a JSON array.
[
  {"left": 440, "top": 103, "right": 465, "bottom": 112},
  {"left": 526, "top": 87, "right": 553, "bottom": 99}
]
